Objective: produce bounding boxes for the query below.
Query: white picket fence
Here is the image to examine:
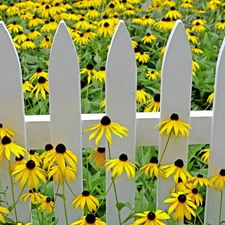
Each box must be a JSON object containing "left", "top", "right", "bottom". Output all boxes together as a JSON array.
[{"left": 0, "top": 19, "right": 224, "bottom": 225}]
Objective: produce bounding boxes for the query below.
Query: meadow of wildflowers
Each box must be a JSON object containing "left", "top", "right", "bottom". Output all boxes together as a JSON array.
[{"left": 0, "top": 0, "right": 224, "bottom": 224}]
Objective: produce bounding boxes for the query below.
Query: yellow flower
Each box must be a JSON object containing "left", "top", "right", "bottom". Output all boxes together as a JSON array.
[
  {"left": 141, "top": 33, "right": 157, "bottom": 44},
  {"left": 134, "top": 209, "right": 170, "bottom": 225},
  {"left": 187, "top": 32, "right": 199, "bottom": 44},
  {"left": 198, "top": 148, "right": 210, "bottom": 163},
  {"left": 192, "top": 22, "right": 205, "bottom": 33},
  {"left": 144, "top": 94, "right": 160, "bottom": 112},
  {"left": 140, "top": 15, "right": 156, "bottom": 26},
  {"left": 13, "top": 31, "right": 27, "bottom": 44},
  {"left": 12, "top": 159, "right": 47, "bottom": 189},
  {"left": 40, "top": 36, "right": 52, "bottom": 49},
  {"left": 21, "top": 38, "right": 36, "bottom": 50},
  {"left": 136, "top": 86, "right": 151, "bottom": 104},
  {"left": 39, "top": 144, "right": 54, "bottom": 169},
  {"left": 140, "top": 156, "right": 164, "bottom": 178},
  {"left": 155, "top": 113, "right": 192, "bottom": 137},
  {"left": 191, "top": 47, "right": 203, "bottom": 54},
  {"left": 0, "top": 136, "right": 26, "bottom": 161},
  {"left": 83, "top": 115, "right": 128, "bottom": 146},
  {"left": 207, "top": 92, "right": 214, "bottom": 104},
  {"left": 71, "top": 214, "right": 106, "bottom": 225},
  {"left": 22, "top": 80, "right": 33, "bottom": 93},
  {"left": 80, "top": 64, "right": 97, "bottom": 84},
  {"left": 28, "top": 150, "right": 39, "bottom": 162},
  {"left": 88, "top": 147, "right": 105, "bottom": 168},
  {"left": 210, "top": 169, "right": 225, "bottom": 192},
  {"left": 71, "top": 190, "right": 99, "bottom": 212},
  {"left": 7, "top": 22, "right": 23, "bottom": 33},
  {"left": 135, "top": 52, "right": 150, "bottom": 63},
  {"left": 105, "top": 153, "right": 136, "bottom": 179},
  {"left": 11, "top": 155, "right": 26, "bottom": 172},
  {"left": 165, "top": 7, "right": 182, "bottom": 20},
  {"left": 29, "top": 68, "right": 48, "bottom": 83},
  {"left": 74, "top": 33, "right": 90, "bottom": 45},
  {"left": 30, "top": 76, "right": 49, "bottom": 100},
  {"left": 20, "top": 189, "right": 45, "bottom": 204},
  {"left": 164, "top": 192, "right": 197, "bottom": 222},
  {"left": 0, "top": 124, "right": 16, "bottom": 139},
  {"left": 0, "top": 206, "right": 10, "bottom": 224},
  {"left": 38, "top": 196, "right": 54, "bottom": 214},
  {"left": 162, "top": 159, "right": 192, "bottom": 183},
  {"left": 190, "top": 174, "right": 213, "bottom": 187},
  {"left": 146, "top": 70, "right": 159, "bottom": 80},
  {"left": 215, "top": 20, "right": 225, "bottom": 29},
  {"left": 45, "top": 143, "right": 78, "bottom": 175},
  {"left": 97, "top": 22, "right": 115, "bottom": 37}
]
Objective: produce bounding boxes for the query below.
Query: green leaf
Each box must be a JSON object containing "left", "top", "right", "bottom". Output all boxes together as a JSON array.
[
  {"left": 116, "top": 202, "right": 132, "bottom": 212},
  {"left": 55, "top": 193, "right": 66, "bottom": 201}
]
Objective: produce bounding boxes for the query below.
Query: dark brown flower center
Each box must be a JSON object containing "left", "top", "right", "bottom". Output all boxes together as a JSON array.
[
  {"left": 154, "top": 94, "right": 160, "bottom": 102},
  {"left": 150, "top": 156, "right": 158, "bottom": 164},
  {"left": 178, "top": 194, "right": 186, "bottom": 203},
  {"left": 82, "top": 190, "right": 90, "bottom": 196},
  {"left": 45, "top": 144, "right": 53, "bottom": 151},
  {"left": 15, "top": 155, "right": 24, "bottom": 161},
  {"left": 38, "top": 76, "right": 46, "bottom": 84},
  {"left": 192, "top": 188, "right": 198, "bottom": 194},
  {"left": 170, "top": 113, "right": 179, "bottom": 120},
  {"left": 101, "top": 116, "right": 111, "bottom": 125},
  {"left": 119, "top": 153, "right": 128, "bottom": 161},
  {"left": 104, "top": 22, "right": 109, "bottom": 27},
  {"left": 55, "top": 144, "right": 66, "bottom": 153},
  {"left": 2, "top": 136, "right": 11, "bottom": 145},
  {"left": 29, "top": 150, "right": 35, "bottom": 155},
  {"left": 97, "top": 147, "right": 105, "bottom": 153},
  {"left": 86, "top": 64, "right": 94, "bottom": 70},
  {"left": 26, "top": 160, "right": 35, "bottom": 169},
  {"left": 197, "top": 174, "right": 203, "bottom": 178},
  {"left": 85, "top": 214, "right": 96, "bottom": 223},
  {"left": 36, "top": 67, "right": 42, "bottom": 73},
  {"left": 174, "top": 159, "right": 184, "bottom": 168},
  {"left": 147, "top": 212, "right": 156, "bottom": 220},
  {"left": 0, "top": 123, "right": 2, "bottom": 128},
  {"left": 219, "top": 169, "right": 225, "bottom": 176},
  {"left": 46, "top": 197, "right": 51, "bottom": 202}
]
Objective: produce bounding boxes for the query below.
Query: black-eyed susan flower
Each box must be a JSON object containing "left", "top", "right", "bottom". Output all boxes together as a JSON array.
[
  {"left": 71, "top": 190, "right": 99, "bottom": 212},
  {"left": 146, "top": 71, "right": 159, "bottom": 80},
  {"left": 135, "top": 52, "right": 150, "bottom": 64},
  {"left": 207, "top": 92, "right": 214, "bottom": 104},
  {"left": 131, "top": 40, "right": 138, "bottom": 49},
  {"left": 134, "top": 209, "right": 170, "bottom": 225},
  {"left": 28, "top": 150, "right": 39, "bottom": 162},
  {"left": 155, "top": 113, "right": 192, "bottom": 137},
  {"left": 13, "top": 31, "right": 27, "bottom": 44},
  {"left": 71, "top": 214, "right": 106, "bottom": 225},
  {"left": 0, "top": 206, "right": 10, "bottom": 224},
  {"left": 155, "top": 18, "right": 174, "bottom": 31},
  {"left": 80, "top": 64, "right": 97, "bottom": 84},
  {"left": 165, "top": 7, "right": 182, "bottom": 20},
  {"left": 86, "top": 6, "right": 100, "bottom": 18},
  {"left": 140, "top": 15, "right": 156, "bottom": 26},
  {"left": 136, "top": 85, "right": 151, "bottom": 104},
  {"left": 171, "top": 177, "right": 187, "bottom": 193},
  {"left": 30, "top": 76, "right": 49, "bottom": 100},
  {"left": 38, "top": 196, "right": 54, "bottom": 214},
  {"left": 164, "top": 192, "right": 197, "bottom": 222},
  {"left": 215, "top": 19, "right": 225, "bottom": 29},
  {"left": 20, "top": 188, "right": 44, "bottom": 204},
  {"left": 22, "top": 80, "right": 33, "bottom": 93},
  {"left": 97, "top": 22, "right": 115, "bottom": 37},
  {"left": 190, "top": 174, "right": 213, "bottom": 187},
  {"left": 144, "top": 94, "right": 160, "bottom": 112},
  {"left": 192, "top": 22, "right": 205, "bottom": 33},
  {"left": 39, "top": 144, "right": 54, "bottom": 169},
  {"left": 141, "top": 33, "right": 157, "bottom": 44},
  {"left": 105, "top": 153, "right": 136, "bottom": 179},
  {"left": 162, "top": 159, "right": 192, "bottom": 183},
  {"left": 40, "top": 36, "right": 52, "bottom": 49},
  {"left": 29, "top": 68, "right": 48, "bottom": 83},
  {"left": 191, "top": 46, "right": 203, "bottom": 54},
  {"left": 21, "top": 38, "right": 36, "bottom": 50},
  {"left": 0, "top": 2, "right": 8, "bottom": 11},
  {"left": 187, "top": 32, "right": 199, "bottom": 44},
  {"left": 198, "top": 148, "right": 210, "bottom": 164},
  {"left": 0, "top": 124, "right": 15, "bottom": 139},
  {"left": 210, "top": 169, "right": 225, "bottom": 192},
  {"left": 192, "top": 60, "right": 200, "bottom": 76},
  {"left": 75, "top": 16, "right": 90, "bottom": 30},
  {"left": 83, "top": 116, "right": 128, "bottom": 146},
  {"left": 48, "top": 164, "right": 76, "bottom": 184},
  {"left": 45, "top": 143, "right": 78, "bottom": 175},
  {"left": 88, "top": 147, "right": 105, "bottom": 168},
  {"left": 181, "top": 1, "right": 193, "bottom": 9},
  {"left": 0, "top": 136, "right": 26, "bottom": 161},
  {"left": 7, "top": 22, "right": 23, "bottom": 33},
  {"left": 6, "top": 3, "right": 19, "bottom": 16},
  {"left": 28, "top": 16, "right": 44, "bottom": 28},
  {"left": 11, "top": 155, "right": 26, "bottom": 172},
  {"left": 74, "top": 33, "right": 90, "bottom": 45},
  {"left": 192, "top": 17, "right": 206, "bottom": 26},
  {"left": 183, "top": 183, "right": 203, "bottom": 207},
  {"left": 27, "top": 29, "right": 41, "bottom": 41},
  {"left": 163, "top": 0, "right": 176, "bottom": 7},
  {"left": 140, "top": 156, "right": 163, "bottom": 178},
  {"left": 132, "top": 16, "right": 142, "bottom": 25},
  {"left": 84, "top": 29, "right": 97, "bottom": 40},
  {"left": 12, "top": 159, "right": 47, "bottom": 189}
]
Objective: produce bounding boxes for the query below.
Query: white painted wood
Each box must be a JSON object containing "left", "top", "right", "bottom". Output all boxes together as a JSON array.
[
  {"left": 0, "top": 21, "right": 29, "bottom": 223},
  {"left": 157, "top": 20, "right": 192, "bottom": 224},
  {"left": 205, "top": 38, "right": 225, "bottom": 225},
  {"left": 105, "top": 21, "right": 136, "bottom": 225},
  {"left": 25, "top": 111, "right": 212, "bottom": 149},
  {"left": 48, "top": 21, "right": 82, "bottom": 224}
]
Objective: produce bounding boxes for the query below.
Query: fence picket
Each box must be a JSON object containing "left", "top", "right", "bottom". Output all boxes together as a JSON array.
[
  {"left": 48, "top": 21, "right": 82, "bottom": 224},
  {"left": 0, "top": 21, "right": 29, "bottom": 223},
  {"left": 105, "top": 20, "right": 137, "bottom": 224},
  {"left": 205, "top": 38, "right": 225, "bottom": 225},
  {"left": 157, "top": 20, "right": 192, "bottom": 223}
]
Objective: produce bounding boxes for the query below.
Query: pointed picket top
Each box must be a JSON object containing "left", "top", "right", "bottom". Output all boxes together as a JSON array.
[
  {"left": 48, "top": 21, "right": 82, "bottom": 224},
  {"left": 0, "top": 21, "right": 29, "bottom": 222},
  {"left": 157, "top": 20, "right": 192, "bottom": 213},
  {"left": 106, "top": 20, "right": 136, "bottom": 225},
  {"left": 205, "top": 38, "right": 225, "bottom": 225}
]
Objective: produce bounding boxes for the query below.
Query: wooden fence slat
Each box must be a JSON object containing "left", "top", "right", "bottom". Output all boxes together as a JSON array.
[
  {"left": 157, "top": 20, "right": 192, "bottom": 222},
  {"left": 105, "top": 20, "right": 137, "bottom": 225},
  {"left": 48, "top": 21, "right": 82, "bottom": 224},
  {"left": 205, "top": 38, "right": 225, "bottom": 225},
  {"left": 0, "top": 21, "right": 29, "bottom": 223}
]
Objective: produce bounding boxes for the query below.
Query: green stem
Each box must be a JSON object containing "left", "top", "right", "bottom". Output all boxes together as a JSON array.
[
  {"left": 65, "top": 180, "right": 76, "bottom": 197},
  {"left": 35, "top": 203, "right": 42, "bottom": 225},
  {"left": 219, "top": 191, "right": 223, "bottom": 225},
  {"left": 107, "top": 142, "right": 122, "bottom": 225},
  {"left": 84, "top": 84, "right": 89, "bottom": 113},
  {"left": 158, "top": 132, "right": 172, "bottom": 165},
  {"left": 8, "top": 160, "right": 18, "bottom": 222},
  {"left": 86, "top": 148, "right": 89, "bottom": 190},
  {"left": 62, "top": 181, "right": 69, "bottom": 225},
  {"left": 148, "top": 175, "right": 155, "bottom": 205}
]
